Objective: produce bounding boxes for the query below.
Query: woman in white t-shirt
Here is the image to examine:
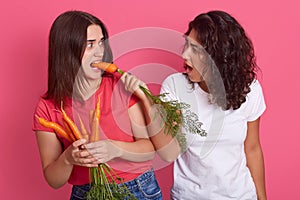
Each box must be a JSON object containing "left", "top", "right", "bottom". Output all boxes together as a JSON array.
[{"left": 160, "top": 10, "right": 267, "bottom": 200}]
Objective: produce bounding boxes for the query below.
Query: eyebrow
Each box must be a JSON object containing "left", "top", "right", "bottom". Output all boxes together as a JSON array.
[
  {"left": 190, "top": 42, "right": 199, "bottom": 47},
  {"left": 87, "top": 37, "right": 104, "bottom": 42},
  {"left": 183, "top": 37, "right": 198, "bottom": 47},
  {"left": 87, "top": 39, "right": 96, "bottom": 43}
]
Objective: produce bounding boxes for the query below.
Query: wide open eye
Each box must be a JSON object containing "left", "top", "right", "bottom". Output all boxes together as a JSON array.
[
  {"left": 86, "top": 42, "right": 93, "bottom": 48},
  {"left": 99, "top": 41, "right": 104, "bottom": 47},
  {"left": 191, "top": 43, "right": 202, "bottom": 53}
]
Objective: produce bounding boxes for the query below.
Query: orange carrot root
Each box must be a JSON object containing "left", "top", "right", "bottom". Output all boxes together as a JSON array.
[
  {"left": 89, "top": 110, "right": 95, "bottom": 140},
  {"left": 95, "top": 96, "right": 101, "bottom": 122},
  {"left": 63, "top": 120, "right": 76, "bottom": 141},
  {"left": 94, "top": 96, "right": 101, "bottom": 141},
  {"left": 78, "top": 114, "right": 89, "bottom": 141},
  {"left": 90, "top": 111, "right": 99, "bottom": 142},
  {"left": 91, "top": 62, "right": 122, "bottom": 74},
  {"left": 36, "top": 116, "right": 72, "bottom": 142},
  {"left": 61, "top": 108, "right": 83, "bottom": 140}
]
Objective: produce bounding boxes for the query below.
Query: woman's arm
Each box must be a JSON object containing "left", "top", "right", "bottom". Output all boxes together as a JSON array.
[
  {"left": 122, "top": 72, "right": 180, "bottom": 161},
  {"left": 244, "top": 118, "right": 267, "bottom": 200},
  {"left": 134, "top": 87, "right": 181, "bottom": 162},
  {"left": 83, "top": 102, "right": 155, "bottom": 163},
  {"left": 35, "top": 131, "right": 97, "bottom": 188},
  {"left": 85, "top": 73, "right": 180, "bottom": 163},
  {"left": 115, "top": 101, "right": 156, "bottom": 161}
]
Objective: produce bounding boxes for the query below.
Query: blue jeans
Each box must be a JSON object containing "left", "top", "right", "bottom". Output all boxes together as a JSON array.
[{"left": 70, "top": 168, "right": 162, "bottom": 200}]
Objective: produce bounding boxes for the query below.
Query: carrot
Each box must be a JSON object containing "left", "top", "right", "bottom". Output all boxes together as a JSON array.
[
  {"left": 90, "top": 111, "right": 99, "bottom": 142},
  {"left": 104, "top": 63, "right": 118, "bottom": 73},
  {"left": 36, "top": 115, "right": 72, "bottom": 142},
  {"left": 92, "top": 62, "right": 124, "bottom": 75},
  {"left": 89, "top": 110, "right": 95, "bottom": 136},
  {"left": 61, "top": 107, "right": 83, "bottom": 140},
  {"left": 63, "top": 120, "right": 76, "bottom": 141},
  {"left": 89, "top": 96, "right": 101, "bottom": 142},
  {"left": 94, "top": 96, "right": 101, "bottom": 141},
  {"left": 78, "top": 114, "right": 89, "bottom": 141},
  {"left": 95, "top": 96, "right": 101, "bottom": 122}
]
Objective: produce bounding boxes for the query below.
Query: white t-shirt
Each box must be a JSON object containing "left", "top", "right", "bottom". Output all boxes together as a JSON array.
[{"left": 160, "top": 73, "right": 266, "bottom": 200}]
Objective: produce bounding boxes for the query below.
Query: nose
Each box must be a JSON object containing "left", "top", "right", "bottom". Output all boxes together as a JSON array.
[
  {"left": 94, "top": 44, "right": 104, "bottom": 57},
  {"left": 182, "top": 47, "right": 189, "bottom": 61}
]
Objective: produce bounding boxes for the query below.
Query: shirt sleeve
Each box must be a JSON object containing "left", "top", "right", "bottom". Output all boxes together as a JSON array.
[
  {"left": 160, "top": 74, "right": 179, "bottom": 102},
  {"left": 245, "top": 80, "right": 266, "bottom": 121},
  {"left": 111, "top": 74, "right": 140, "bottom": 108},
  {"left": 128, "top": 94, "right": 140, "bottom": 107},
  {"left": 32, "top": 98, "right": 55, "bottom": 133}
]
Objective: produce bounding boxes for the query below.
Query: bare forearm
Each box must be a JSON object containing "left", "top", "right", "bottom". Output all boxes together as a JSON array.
[
  {"left": 43, "top": 151, "right": 73, "bottom": 189},
  {"left": 111, "top": 139, "right": 155, "bottom": 162},
  {"left": 137, "top": 89, "right": 181, "bottom": 161},
  {"left": 121, "top": 74, "right": 181, "bottom": 161},
  {"left": 150, "top": 132, "right": 180, "bottom": 162},
  {"left": 246, "top": 147, "right": 267, "bottom": 200}
]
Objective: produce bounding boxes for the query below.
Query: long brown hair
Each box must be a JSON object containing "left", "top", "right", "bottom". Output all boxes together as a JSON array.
[{"left": 45, "top": 10, "right": 113, "bottom": 106}]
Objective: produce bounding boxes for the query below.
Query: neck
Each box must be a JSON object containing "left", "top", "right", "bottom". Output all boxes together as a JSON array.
[
  {"left": 73, "top": 69, "right": 102, "bottom": 101},
  {"left": 198, "top": 81, "right": 209, "bottom": 93}
]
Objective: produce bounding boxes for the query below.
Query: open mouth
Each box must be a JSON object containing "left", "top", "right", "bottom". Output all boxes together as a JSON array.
[
  {"left": 90, "top": 61, "right": 102, "bottom": 70},
  {"left": 184, "top": 63, "right": 193, "bottom": 71}
]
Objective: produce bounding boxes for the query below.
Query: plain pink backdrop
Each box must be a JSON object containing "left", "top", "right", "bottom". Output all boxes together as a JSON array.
[{"left": 1, "top": 0, "right": 299, "bottom": 199}]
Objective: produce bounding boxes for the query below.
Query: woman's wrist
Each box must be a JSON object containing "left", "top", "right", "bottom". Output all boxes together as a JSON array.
[
  {"left": 110, "top": 140, "right": 124, "bottom": 159},
  {"left": 61, "top": 150, "right": 73, "bottom": 166}
]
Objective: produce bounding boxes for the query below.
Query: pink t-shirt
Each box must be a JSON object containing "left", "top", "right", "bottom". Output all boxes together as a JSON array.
[{"left": 33, "top": 73, "right": 152, "bottom": 185}]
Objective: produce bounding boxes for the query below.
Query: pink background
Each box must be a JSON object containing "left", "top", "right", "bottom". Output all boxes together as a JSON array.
[{"left": 1, "top": 0, "right": 299, "bottom": 199}]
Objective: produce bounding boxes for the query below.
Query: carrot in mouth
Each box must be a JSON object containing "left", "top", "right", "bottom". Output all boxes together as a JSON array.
[{"left": 92, "top": 62, "right": 124, "bottom": 74}]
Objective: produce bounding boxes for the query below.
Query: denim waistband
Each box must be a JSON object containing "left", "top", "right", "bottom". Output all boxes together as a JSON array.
[
  {"left": 73, "top": 168, "right": 154, "bottom": 188},
  {"left": 71, "top": 168, "right": 160, "bottom": 200},
  {"left": 122, "top": 168, "right": 155, "bottom": 188}
]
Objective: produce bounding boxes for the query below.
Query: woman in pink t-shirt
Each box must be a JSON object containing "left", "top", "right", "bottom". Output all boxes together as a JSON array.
[{"left": 33, "top": 10, "right": 163, "bottom": 200}]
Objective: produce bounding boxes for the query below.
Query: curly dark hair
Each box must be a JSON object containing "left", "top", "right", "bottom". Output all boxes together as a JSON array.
[{"left": 185, "top": 10, "right": 259, "bottom": 110}]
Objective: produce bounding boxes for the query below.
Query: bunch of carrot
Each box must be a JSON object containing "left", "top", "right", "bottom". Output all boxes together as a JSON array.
[
  {"left": 91, "top": 62, "right": 207, "bottom": 151},
  {"left": 36, "top": 98, "right": 99, "bottom": 143},
  {"left": 36, "top": 97, "right": 137, "bottom": 200}
]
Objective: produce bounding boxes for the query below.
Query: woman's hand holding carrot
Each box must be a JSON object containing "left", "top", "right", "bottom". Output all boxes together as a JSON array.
[
  {"left": 120, "top": 72, "right": 148, "bottom": 101},
  {"left": 63, "top": 139, "right": 99, "bottom": 167},
  {"left": 84, "top": 140, "right": 122, "bottom": 163},
  {"left": 92, "top": 62, "right": 150, "bottom": 103}
]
